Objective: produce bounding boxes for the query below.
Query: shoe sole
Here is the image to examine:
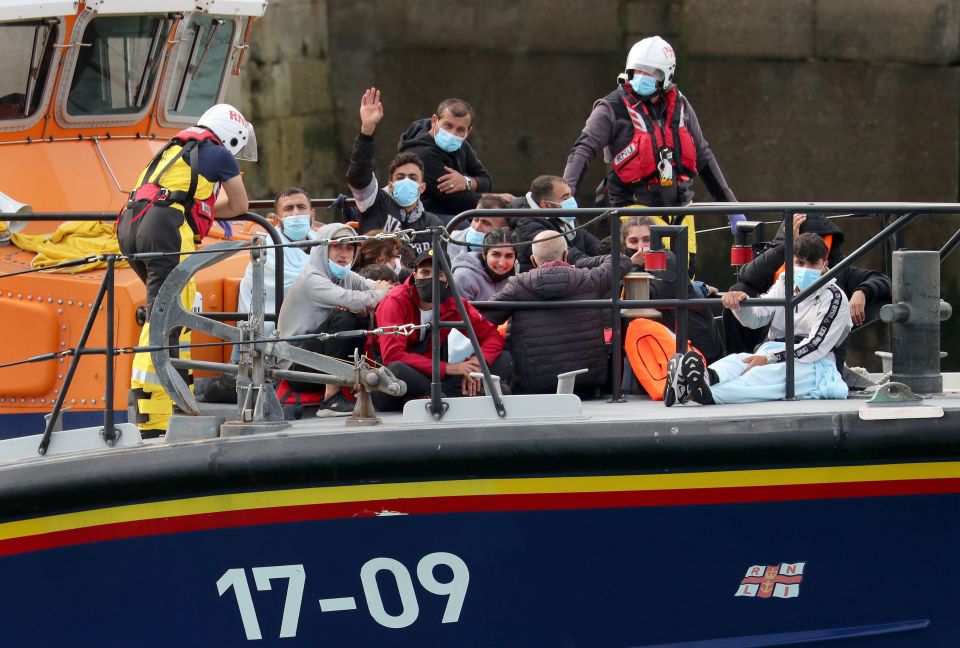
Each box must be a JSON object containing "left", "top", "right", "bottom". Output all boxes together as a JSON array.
[
  {"left": 681, "top": 352, "right": 712, "bottom": 405},
  {"left": 663, "top": 353, "right": 683, "bottom": 407},
  {"left": 315, "top": 407, "right": 353, "bottom": 418}
]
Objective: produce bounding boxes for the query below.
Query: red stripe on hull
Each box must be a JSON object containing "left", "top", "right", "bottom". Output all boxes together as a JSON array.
[{"left": 3, "top": 477, "right": 960, "bottom": 558}]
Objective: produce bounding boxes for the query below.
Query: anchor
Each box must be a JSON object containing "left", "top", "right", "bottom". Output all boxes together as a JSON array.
[{"left": 148, "top": 239, "right": 406, "bottom": 435}]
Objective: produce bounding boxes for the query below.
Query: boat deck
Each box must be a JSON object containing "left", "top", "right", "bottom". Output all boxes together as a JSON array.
[{"left": 264, "top": 388, "right": 960, "bottom": 437}]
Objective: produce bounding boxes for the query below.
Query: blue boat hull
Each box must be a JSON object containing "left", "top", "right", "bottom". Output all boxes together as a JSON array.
[{"left": 0, "top": 466, "right": 955, "bottom": 647}]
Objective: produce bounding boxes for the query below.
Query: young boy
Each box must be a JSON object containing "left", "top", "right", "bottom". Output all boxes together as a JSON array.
[{"left": 667, "top": 232, "right": 852, "bottom": 405}]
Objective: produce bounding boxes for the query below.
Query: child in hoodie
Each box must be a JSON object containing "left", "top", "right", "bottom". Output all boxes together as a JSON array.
[
  {"left": 668, "top": 233, "right": 852, "bottom": 406},
  {"left": 277, "top": 223, "right": 392, "bottom": 416}
]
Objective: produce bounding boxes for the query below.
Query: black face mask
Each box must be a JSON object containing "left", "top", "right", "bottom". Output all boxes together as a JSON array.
[
  {"left": 624, "top": 247, "right": 638, "bottom": 258},
  {"left": 415, "top": 277, "right": 448, "bottom": 303}
]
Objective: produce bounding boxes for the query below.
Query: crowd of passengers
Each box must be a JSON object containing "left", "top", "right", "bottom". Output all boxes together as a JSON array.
[{"left": 203, "top": 76, "right": 891, "bottom": 417}]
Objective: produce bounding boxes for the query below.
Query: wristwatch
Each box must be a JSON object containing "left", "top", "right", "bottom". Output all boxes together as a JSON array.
[{"left": 465, "top": 177, "right": 474, "bottom": 191}]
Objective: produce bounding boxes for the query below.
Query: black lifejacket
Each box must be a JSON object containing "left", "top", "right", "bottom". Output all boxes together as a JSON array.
[{"left": 120, "top": 127, "right": 223, "bottom": 239}]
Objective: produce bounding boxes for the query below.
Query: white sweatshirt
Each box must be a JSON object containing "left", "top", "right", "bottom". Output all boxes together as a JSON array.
[{"left": 734, "top": 276, "right": 852, "bottom": 364}]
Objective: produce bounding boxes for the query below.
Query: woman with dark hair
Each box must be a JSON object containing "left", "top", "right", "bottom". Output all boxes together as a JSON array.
[
  {"left": 354, "top": 229, "right": 404, "bottom": 273},
  {"left": 451, "top": 227, "right": 518, "bottom": 301}
]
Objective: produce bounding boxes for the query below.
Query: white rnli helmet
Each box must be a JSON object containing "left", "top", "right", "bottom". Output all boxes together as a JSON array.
[
  {"left": 197, "top": 103, "right": 258, "bottom": 161},
  {"left": 625, "top": 35, "right": 677, "bottom": 90}
]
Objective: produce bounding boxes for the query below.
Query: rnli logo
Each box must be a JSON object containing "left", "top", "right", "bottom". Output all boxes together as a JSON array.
[
  {"left": 614, "top": 143, "right": 637, "bottom": 166},
  {"left": 228, "top": 110, "right": 248, "bottom": 126},
  {"left": 735, "top": 562, "right": 805, "bottom": 599}
]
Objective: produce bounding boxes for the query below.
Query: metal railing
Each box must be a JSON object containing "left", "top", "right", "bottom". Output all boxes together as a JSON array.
[
  {"left": 441, "top": 202, "right": 960, "bottom": 405},
  {"left": 0, "top": 201, "right": 957, "bottom": 439},
  {"left": 0, "top": 210, "right": 286, "bottom": 453}
]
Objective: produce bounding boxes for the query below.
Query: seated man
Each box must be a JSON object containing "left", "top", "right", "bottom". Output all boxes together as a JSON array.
[
  {"left": 347, "top": 88, "right": 444, "bottom": 255},
  {"left": 277, "top": 223, "right": 393, "bottom": 416},
  {"left": 724, "top": 212, "right": 890, "bottom": 359},
  {"left": 369, "top": 249, "right": 513, "bottom": 412},
  {"left": 486, "top": 231, "right": 630, "bottom": 396},
  {"left": 670, "top": 233, "right": 851, "bottom": 406},
  {"left": 446, "top": 194, "right": 510, "bottom": 264},
  {"left": 237, "top": 186, "right": 317, "bottom": 337},
  {"left": 397, "top": 97, "right": 495, "bottom": 219},
  {"left": 513, "top": 175, "right": 601, "bottom": 272}
]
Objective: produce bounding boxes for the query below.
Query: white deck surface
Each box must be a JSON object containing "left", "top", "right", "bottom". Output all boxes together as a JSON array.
[{"left": 281, "top": 389, "right": 960, "bottom": 436}]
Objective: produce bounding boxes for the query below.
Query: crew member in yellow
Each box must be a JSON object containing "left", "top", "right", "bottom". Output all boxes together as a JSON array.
[{"left": 117, "top": 103, "right": 255, "bottom": 435}]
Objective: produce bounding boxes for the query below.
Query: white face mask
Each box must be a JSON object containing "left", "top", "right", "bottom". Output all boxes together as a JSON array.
[{"left": 391, "top": 257, "right": 402, "bottom": 273}]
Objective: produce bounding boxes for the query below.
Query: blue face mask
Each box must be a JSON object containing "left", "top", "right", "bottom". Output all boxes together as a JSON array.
[
  {"left": 557, "top": 197, "right": 579, "bottom": 226},
  {"left": 463, "top": 227, "right": 486, "bottom": 248},
  {"left": 793, "top": 267, "right": 821, "bottom": 291},
  {"left": 392, "top": 178, "right": 420, "bottom": 208},
  {"left": 434, "top": 127, "right": 464, "bottom": 153},
  {"left": 630, "top": 75, "right": 658, "bottom": 97},
  {"left": 281, "top": 215, "right": 311, "bottom": 241},
  {"left": 327, "top": 259, "right": 351, "bottom": 281}
]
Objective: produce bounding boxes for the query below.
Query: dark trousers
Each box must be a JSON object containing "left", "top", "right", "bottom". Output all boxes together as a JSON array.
[
  {"left": 117, "top": 204, "right": 188, "bottom": 315},
  {"left": 372, "top": 351, "right": 514, "bottom": 412},
  {"left": 286, "top": 311, "right": 368, "bottom": 393},
  {"left": 117, "top": 203, "right": 191, "bottom": 385}
]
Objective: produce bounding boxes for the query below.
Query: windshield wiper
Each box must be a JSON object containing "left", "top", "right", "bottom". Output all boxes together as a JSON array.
[
  {"left": 22, "top": 19, "right": 56, "bottom": 117},
  {"left": 191, "top": 19, "right": 223, "bottom": 79}
]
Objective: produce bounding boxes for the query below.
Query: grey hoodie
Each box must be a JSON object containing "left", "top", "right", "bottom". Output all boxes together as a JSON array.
[
  {"left": 277, "top": 223, "right": 387, "bottom": 340},
  {"left": 451, "top": 250, "right": 512, "bottom": 302}
]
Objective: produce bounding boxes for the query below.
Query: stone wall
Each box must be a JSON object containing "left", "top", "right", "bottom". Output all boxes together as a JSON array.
[{"left": 226, "top": 0, "right": 339, "bottom": 201}]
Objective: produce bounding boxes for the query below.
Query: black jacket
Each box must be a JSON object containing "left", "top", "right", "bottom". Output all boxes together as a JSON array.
[
  {"left": 397, "top": 118, "right": 493, "bottom": 216},
  {"left": 513, "top": 209, "right": 602, "bottom": 273},
  {"left": 486, "top": 255, "right": 630, "bottom": 394},
  {"left": 737, "top": 213, "right": 891, "bottom": 310},
  {"left": 346, "top": 133, "right": 444, "bottom": 254}
]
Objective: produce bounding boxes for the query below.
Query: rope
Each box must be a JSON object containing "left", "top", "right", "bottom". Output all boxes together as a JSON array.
[
  {"left": 0, "top": 323, "right": 432, "bottom": 369},
  {"left": 436, "top": 209, "right": 617, "bottom": 250}
]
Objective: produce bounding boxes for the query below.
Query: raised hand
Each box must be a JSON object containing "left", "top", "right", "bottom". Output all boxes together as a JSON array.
[{"left": 359, "top": 87, "right": 383, "bottom": 136}]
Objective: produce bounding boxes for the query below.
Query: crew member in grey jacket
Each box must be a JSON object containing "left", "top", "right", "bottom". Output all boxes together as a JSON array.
[{"left": 277, "top": 223, "right": 392, "bottom": 416}]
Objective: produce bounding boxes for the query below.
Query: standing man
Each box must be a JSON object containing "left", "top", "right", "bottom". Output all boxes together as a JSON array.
[
  {"left": 397, "top": 97, "right": 496, "bottom": 219},
  {"left": 347, "top": 88, "right": 444, "bottom": 255},
  {"left": 563, "top": 35, "right": 743, "bottom": 275},
  {"left": 117, "top": 103, "right": 254, "bottom": 435},
  {"left": 513, "top": 175, "right": 601, "bottom": 272}
]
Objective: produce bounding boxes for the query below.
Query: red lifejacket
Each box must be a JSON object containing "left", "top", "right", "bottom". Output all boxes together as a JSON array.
[
  {"left": 610, "top": 87, "right": 698, "bottom": 187},
  {"left": 120, "top": 127, "right": 223, "bottom": 239}
]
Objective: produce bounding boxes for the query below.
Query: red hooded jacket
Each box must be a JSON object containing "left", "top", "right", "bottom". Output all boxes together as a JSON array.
[{"left": 369, "top": 274, "right": 503, "bottom": 378}]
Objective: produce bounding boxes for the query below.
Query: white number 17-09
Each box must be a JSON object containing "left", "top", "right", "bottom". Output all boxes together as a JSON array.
[{"left": 217, "top": 553, "right": 469, "bottom": 640}]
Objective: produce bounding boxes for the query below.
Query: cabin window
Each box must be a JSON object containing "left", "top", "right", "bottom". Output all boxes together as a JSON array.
[
  {"left": 0, "top": 20, "right": 59, "bottom": 121},
  {"left": 66, "top": 16, "right": 170, "bottom": 116},
  {"left": 168, "top": 15, "right": 236, "bottom": 118}
]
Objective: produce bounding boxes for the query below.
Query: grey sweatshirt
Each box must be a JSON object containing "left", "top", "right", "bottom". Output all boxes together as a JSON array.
[
  {"left": 277, "top": 223, "right": 388, "bottom": 340},
  {"left": 451, "top": 250, "right": 512, "bottom": 302}
]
